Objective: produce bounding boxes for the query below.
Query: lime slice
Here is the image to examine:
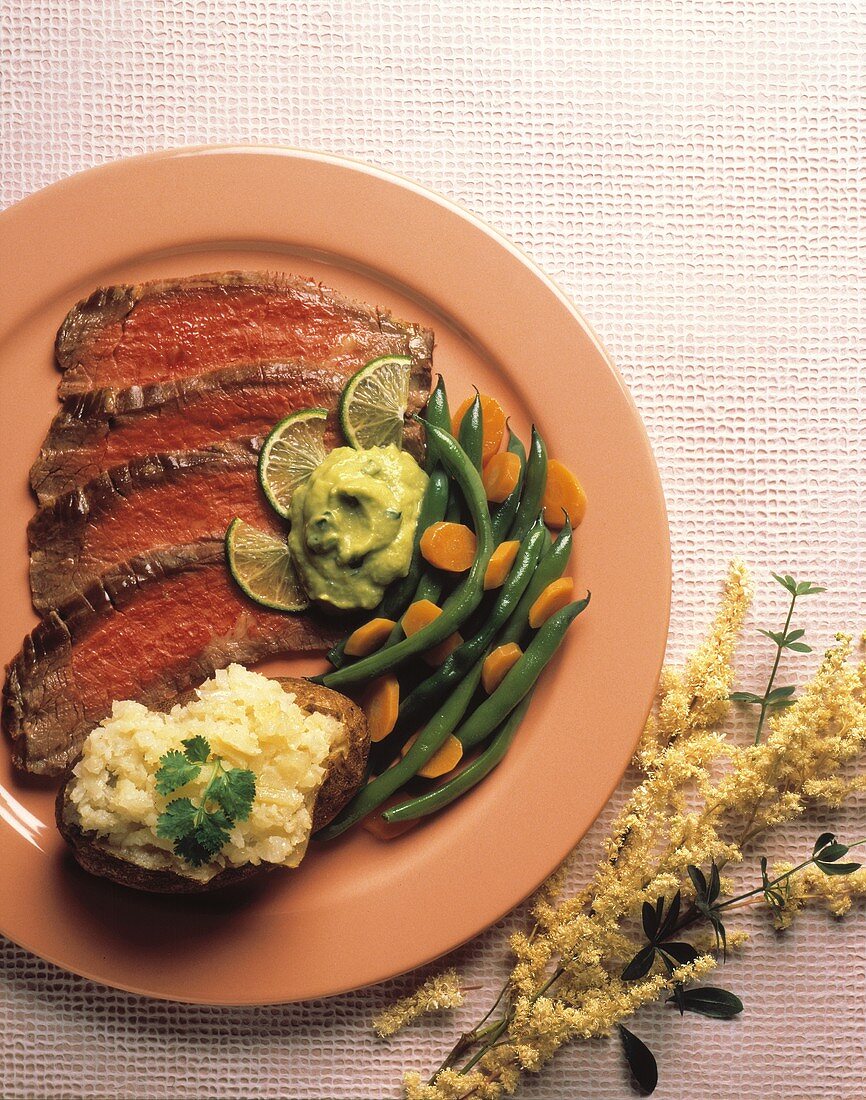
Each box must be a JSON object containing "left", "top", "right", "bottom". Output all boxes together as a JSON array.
[
  {"left": 225, "top": 518, "right": 309, "bottom": 612},
  {"left": 258, "top": 408, "right": 328, "bottom": 519},
  {"left": 339, "top": 355, "right": 412, "bottom": 449}
]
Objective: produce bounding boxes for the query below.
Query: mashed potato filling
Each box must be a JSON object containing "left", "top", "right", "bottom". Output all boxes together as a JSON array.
[{"left": 64, "top": 665, "right": 343, "bottom": 882}]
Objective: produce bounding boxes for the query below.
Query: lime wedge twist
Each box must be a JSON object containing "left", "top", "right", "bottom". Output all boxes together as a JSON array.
[
  {"left": 339, "top": 354, "right": 412, "bottom": 449},
  {"left": 258, "top": 407, "right": 328, "bottom": 520},
  {"left": 225, "top": 518, "right": 309, "bottom": 612}
]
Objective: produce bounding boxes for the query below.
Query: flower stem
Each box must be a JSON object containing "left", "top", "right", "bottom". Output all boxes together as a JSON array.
[{"left": 754, "top": 591, "right": 796, "bottom": 744}]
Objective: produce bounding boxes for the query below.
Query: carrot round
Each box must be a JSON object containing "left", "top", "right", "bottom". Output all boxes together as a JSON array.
[
  {"left": 541, "top": 459, "right": 587, "bottom": 528},
  {"left": 423, "top": 630, "right": 463, "bottom": 667},
  {"left": 401, "top": 599, "right": 462, "bottom": 665},
  {"left": 402, "top": 733, "right": 464, "bottom": 778},
  {"left": 451, "top": 394, "right": 506, "bottom": 462},
  {"left": 362, "top": 794, "right": 420, "bottom": 839},
  {"left": 344, "top": 617, "right": 398, "bottom": 657},
  {"left": 420, "top": 521, "right": 477, "bottom": 572},
  {"left": 528, "top": 577, "right": 575, "bottom": 629},
  {"left": 402, "top": 599, "right": 442, "bottom": 637},
  {"left": 483, "top": 540, "right": 520, "bottom": 590},
  {"left": 481, "top": 642, "right": 523, "bottom": 694},
  {"left": 482, "top": 451, "right": 521, "bottom": 503},
  {"left": 362, "top": 675, "right": 400, "bottom": 742}
]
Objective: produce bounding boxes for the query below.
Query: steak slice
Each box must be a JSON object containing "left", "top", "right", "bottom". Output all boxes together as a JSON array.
[
  {"left": 4, "top": 541, "right": 342, "bottom": 777},
  {"left": 31, "top": 358, "right": 429, "bottom": 503},
  {"left": 55, "top": 271, "right": 433, "bottom": 397},
  {"left": 28, "top": 442, "right": 285, "bottom": 612}
]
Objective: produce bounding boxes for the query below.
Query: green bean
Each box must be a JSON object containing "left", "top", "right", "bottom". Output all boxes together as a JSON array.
[
  {"left": 394, "top": 522, "right": 546, "bottom": 730},
  {"left": 382, "top": 690, "right": 535, "bottom": 824},
  {"left": 318, "top": 422, "right": 494, "bottom": 689},
  {"left": 490, "top": 424, "right": 526, "bottom": 543},
  {"left": 316, "top": 661, "right": 484, "bottom": 839},
  {"left": 458, "top": 391, "right": 484, "bottom": 472},
  {"left": 423, "top": 374, "right": 452, "bottom": 468},
  {"left": 508, "top": 425, "right": 547, "bottom": 542},
  {"left": 455, "top": 598, "right": 589, "bottom": 750},
  {"left": 497, "top": 519, "right": 573, "bottom": 647}
]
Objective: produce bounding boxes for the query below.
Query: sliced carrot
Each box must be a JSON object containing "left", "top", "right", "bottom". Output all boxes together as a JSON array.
[
  {"left": 362, "top": 675, "right": 400, "bottom": 742},
  {"left": 420, "top": 521, "right": 477, "bottom": 572},
  {"left": 402, "top": 733, "right": 464, "bottom": 778},
  {"left": 482, "top": 451, "right": 521, "bottom": 503},
  {"left": 423, "top": 630, "right": 463, "bottom": 667},
  {"left": 482, "top": 642, "right": 523, "bottom": 694},
  {"left": 402, "top": 598, "right": 442, "bottom": 637},
  {"left": 529, "top": 577, "right": 575, "bottom": 629},
  {"left": 401, "top": 597, "right": 461, "bottom": 665},
  {"left": 362, "top": 794, "right": 419, "bottom": 839},
  {"left": 483, "top": 540, "right": 520, "bottom": 590},
  {"left": 344, "top": 616, "right": 398, "bottom": 657},
  {"left": 451, "top": 394, "right": 507, "bottom": 462},
  {"left": 541, "top": 459, "right": 588, "bottom": 528}
]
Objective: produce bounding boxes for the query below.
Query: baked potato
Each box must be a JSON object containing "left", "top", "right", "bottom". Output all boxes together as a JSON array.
[{"left": 56, "top": 674, "right": 368, "bottom": 894}]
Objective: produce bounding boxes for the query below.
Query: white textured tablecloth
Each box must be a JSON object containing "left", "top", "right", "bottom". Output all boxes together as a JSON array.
[{"left": 2, "top": 2, "right": 866, "bottom": 1097}]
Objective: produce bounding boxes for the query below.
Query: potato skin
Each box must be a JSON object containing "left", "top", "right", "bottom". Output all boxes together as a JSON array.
[{"left": 56, "top": 678, "right": 369, "bottom": 893}]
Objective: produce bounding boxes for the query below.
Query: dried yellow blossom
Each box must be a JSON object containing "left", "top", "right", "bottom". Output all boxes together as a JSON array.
[
  {"left": 402, "top": 565, "right": 866, "bottom": 1100},
  {"left": 374, "top": 969, "right": 464, "bottom": 1038}
]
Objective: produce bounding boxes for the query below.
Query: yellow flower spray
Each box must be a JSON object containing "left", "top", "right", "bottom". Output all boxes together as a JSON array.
[{"left": 386, "top": 563, "right": 866, "bottom": 1100}]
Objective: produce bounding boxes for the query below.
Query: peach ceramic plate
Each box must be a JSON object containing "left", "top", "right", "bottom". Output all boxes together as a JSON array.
[{"left": 0, "top": 147, "right": 670, "bottom": 1004}]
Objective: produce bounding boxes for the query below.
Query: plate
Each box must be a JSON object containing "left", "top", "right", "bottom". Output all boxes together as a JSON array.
[{"left": 0, "top": 147, "right": 670, "bottom": 1004}]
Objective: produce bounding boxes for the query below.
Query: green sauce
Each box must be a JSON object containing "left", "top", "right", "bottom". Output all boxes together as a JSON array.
[{"left": 289, "top": 444, "right": 428, "bottom": 611}]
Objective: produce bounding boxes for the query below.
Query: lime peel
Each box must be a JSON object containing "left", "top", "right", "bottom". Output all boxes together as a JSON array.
[
  {"left": 258, "top": 408, "right": 328, "bottom": 520},
  {"left": 339, "top": 355, "right": 412, "bottom": 450},
  {"left": 225, "top": 518, "right": 309, "bottom": 612}
]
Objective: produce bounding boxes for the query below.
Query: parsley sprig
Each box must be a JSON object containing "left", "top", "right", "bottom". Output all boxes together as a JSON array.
[{"left": 155, "top": 736, "right": 256, "bottom": 867}]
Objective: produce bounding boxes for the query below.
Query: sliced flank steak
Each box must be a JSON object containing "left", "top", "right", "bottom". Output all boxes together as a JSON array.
[
  {"left": 31, "top": 356, "right": 429, "bottom": 504},
  {"left": 54, "top": 271, "right": 433, "bottom": 398},
  {"left": 3, "top": 541, "right": 343, "bottom": 777},
  {"left": 28, "top": 442, "right": 286, "bottom": 612}
]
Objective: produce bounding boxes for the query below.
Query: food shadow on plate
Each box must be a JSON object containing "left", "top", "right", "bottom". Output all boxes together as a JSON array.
[{"left": 53, "top": 844, "right": 279, "bottom": 956}]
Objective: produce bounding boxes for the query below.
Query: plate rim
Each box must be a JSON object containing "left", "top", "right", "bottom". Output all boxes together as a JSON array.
[{"left": 0, "top": 145, "right": 671, "bottom": 1004}]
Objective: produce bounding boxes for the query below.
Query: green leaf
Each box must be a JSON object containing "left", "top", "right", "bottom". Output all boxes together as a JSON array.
[
  {"left": 172, "top": 808, "right": 233, "bottom": 867},
  {"left": 815, "top": 841, "right": 849, "bottom": 862},
  {"left": 622, "top": 943, "right": 656, "bottom": 981},
  {"left": 642, "top": 900, "right": 660, "bottom": 940},
  {"left": 656, "top": 892, "right": 682, "bottom": 940},
  {"left": 815, "top": 860, "right": 862, "bottom": 876},
  {"left": 796, "top": 581, "right": 826, "bottom": 596},
  {"left": 660, "top": 942, "right": 699, "bottom": 967},
  {"left": 618, "top": 1025, "right": 658, "bottom": 1095},
  {"left": 813, "top": 832, "right": 836, "bottom": 856},
  {"left": 772, "top": 572, "right": 798, "bottom": 595},
  {"left": 155, "top": 797, "right": 197, "bottom": 839},
  {"left": 210, "top": 767, "right": 256, "bottom": 821},
  {"left": 757, "top": 629, "right": 785, "bottom": 645},
  {"left": 786, "top": 642, "right": 812, "bottom": 653},
  {"left": 182, "top": 735, "right": 211, "bottom": 764},
  {"left": 155, "top": 750, "right": 200, "bottom": 796},
  {"left": 687, "top": 865, "right": 708, "bottom": 900},
  {"left": 729, "top": 691, "right": 763, "bottom": 704},
  {"left": 784, "top": 628, "right": 806, "bottom": 643},
  {"left": 671, "top": 986, "right": 744, "bottom": 1019},
  {"left": 766, "top": 685, "right": 796, "bottom": 703}
]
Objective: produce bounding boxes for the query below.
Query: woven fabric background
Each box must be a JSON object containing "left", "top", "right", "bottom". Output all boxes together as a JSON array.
[{"left": 2, "top": 1, "right": 866, "bottom": 1097}]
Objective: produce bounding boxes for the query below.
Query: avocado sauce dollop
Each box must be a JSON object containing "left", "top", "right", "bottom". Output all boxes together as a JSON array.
[{"left": 288, "top": 444, "right": 428, "bottom": 611}]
